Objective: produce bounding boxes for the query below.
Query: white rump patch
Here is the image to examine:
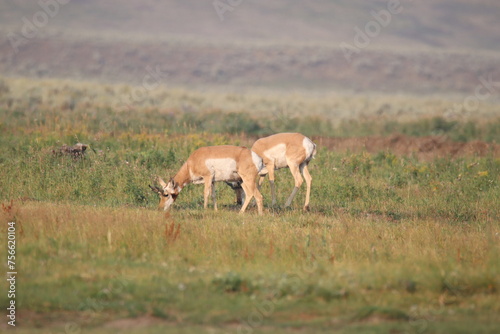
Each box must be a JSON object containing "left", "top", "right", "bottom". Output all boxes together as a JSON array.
[
  {"left": 263, "top": 143, "right": 287, "bottom": 168},
  {"left": 251, "top": 151, "right": 264, "bottom": 172},
  {"left": 205, "top": 158, "right": 240, "bottom": 182},
  {"left": 303, "top": 137, "right": 316, "bottom": 161}
]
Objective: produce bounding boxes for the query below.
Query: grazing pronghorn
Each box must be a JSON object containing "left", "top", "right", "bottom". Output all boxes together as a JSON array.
[
  {"left": 251, "top": 133, "right": 316, "bottom": 210},
  {"left": 149, "top": 145, "right": 264, "bottom": 214}
]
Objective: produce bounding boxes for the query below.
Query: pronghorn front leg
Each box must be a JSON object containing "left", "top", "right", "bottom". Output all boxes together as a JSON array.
[{"left": 203, "top": 176, "right": 216, "bottom": 210}]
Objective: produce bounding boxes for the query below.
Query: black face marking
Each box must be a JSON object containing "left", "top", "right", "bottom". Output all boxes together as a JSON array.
[{"left": 161, "top": 193, "right": 178, "bottom": 201}]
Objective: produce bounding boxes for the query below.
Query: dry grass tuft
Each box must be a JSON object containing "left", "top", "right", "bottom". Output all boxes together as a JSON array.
[{"left": 164, "top": 221, "right": 181, "bottom": 244}]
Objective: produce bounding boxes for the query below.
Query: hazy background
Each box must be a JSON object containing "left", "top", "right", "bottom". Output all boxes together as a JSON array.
[{"left": 1, "top": 0, "right": 499, "bottom": 95}]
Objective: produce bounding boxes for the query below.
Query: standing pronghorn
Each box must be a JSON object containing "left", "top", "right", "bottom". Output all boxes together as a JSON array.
[
  {"left": 251, "top": 133, "right": 316, "bottom": 211},
  {"left": 149, "top": 145, "right": 264, "bottom": 214}
]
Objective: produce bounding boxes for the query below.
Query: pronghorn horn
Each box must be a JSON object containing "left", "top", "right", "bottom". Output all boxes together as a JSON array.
[
  {"left": 149, "top": 185, "right": 164, "bottom": 195},
  {"left": 157, "top": 177, "right": 168, "bottom": 188}
]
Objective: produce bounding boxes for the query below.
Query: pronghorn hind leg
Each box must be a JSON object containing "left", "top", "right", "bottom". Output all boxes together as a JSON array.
[
  {"left": 284, "top": 162, "right": 303, "bottom": 208},
  {"left": 239, "top": 182, "right": 252, "bottom": 213},
  {"left": 225, "top": 181, "right": 243, "bottom": 206},
  {"left": 257, "top": 166, "right": 269, "bottom": 190},
  {"left": 254, "top": 187, "right": 263, "bottom": 215},
  {"left": 257, "top": 175, "right": 266, "bottom": 190},
  {"left": 211, "top": 179, "right": 218, "bottom": 211},
  {"left": 265, "top": 165, "right": 277, "bottom": 206},
  {"left": 269, "top": 180, "right": 276, "bottom": 207},
  {"left": 302, "top": 164, "right": 312, "bottom": 211},
  {"left": 235, "top": 186, "right": 244, "bottom": 205},
  {"left": 239, "top": 178, "right": 263, "bottom": 215},
  {"left": 284, "top": 187, "right": 299, "bottom": 207}
]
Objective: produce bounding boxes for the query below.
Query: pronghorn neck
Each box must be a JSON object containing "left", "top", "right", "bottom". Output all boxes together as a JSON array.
[{"left": 173, "top": 162, "right": 191, "bottom": 189}]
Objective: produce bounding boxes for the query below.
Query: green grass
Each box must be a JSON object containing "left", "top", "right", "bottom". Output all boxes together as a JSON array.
[
  {"left": 0, "top": 77, "right": 499, "bottom": 333},
  {"left": 2, "top": 202, "right": 499, "bottom": 332},
  {"left": 2, "top": 76, "right": 500, "bottom": 141},
  {"left": 1, "top": 127, "right": 498, "bottom": 221}
]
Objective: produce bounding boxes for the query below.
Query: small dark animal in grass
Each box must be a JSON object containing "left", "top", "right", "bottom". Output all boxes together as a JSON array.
[{"left": 52, "top": 143, "right": 91, "bottom": 158}]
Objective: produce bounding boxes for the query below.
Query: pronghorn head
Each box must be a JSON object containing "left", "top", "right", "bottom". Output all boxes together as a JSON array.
[{"left": 149, "top": 177, "right": 181, "bottom": 211}]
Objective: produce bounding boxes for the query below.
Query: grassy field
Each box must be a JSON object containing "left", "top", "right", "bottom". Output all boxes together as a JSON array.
[
  {"left": 2, "top": 76, "right": 500, "bottom": 140},
  {"left": 1, "top": 77, "right": 500, "bottom": 333}
]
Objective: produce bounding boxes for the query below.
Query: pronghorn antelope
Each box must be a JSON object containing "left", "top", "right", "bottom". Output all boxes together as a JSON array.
[
  {"left": 251, "top": 132, "right": 316, "bottom": 210},
  {"left": 149, "top": 145, "right": 264, "bottom": 214}
]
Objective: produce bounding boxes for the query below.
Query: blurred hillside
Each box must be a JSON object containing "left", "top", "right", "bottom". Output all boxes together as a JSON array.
[
  {"left": 2, "top": 0, "right": 500, "bottom": 50},
  {"left": 0, "top": 0, "right": 499, "bottom": 94}
]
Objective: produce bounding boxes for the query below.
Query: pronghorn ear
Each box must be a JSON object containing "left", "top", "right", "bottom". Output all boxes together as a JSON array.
[
  {"left": 157, "top": 177, "right": 167, "bottom": 188},
  {"left": 170, "top": 178, "right": 178, "bottom": 189}
]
